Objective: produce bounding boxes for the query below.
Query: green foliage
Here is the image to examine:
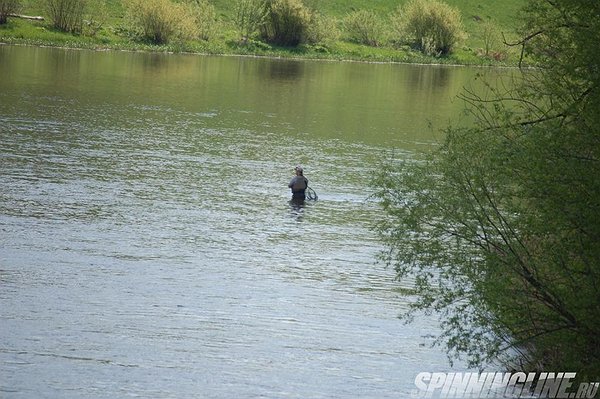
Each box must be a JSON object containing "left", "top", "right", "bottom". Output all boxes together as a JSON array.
[
  {"left": 392, "top": 0, "right": 466, "bottom": 56},
  {"left": 260, "top": 0, "right": 311, "bottom": 47},
  {"left": 186, "top": 0, "right": 218, "bottom": 41},
  {"left": 0, "top": 0, "right": 21, "bottom": 25},
  {"left": 233, "top": 0, "right": 268, "bottom": 42},
  {"left": 304, "top": 11, "right": 339, "bottom": 46},
  {"left": 479, "top": 18, "right": 500, "bottom": 57},
  {"left": 44, "top": 0, "right": 87, "bottom": 33},
  {"left": 124, "top": 0, "right": 196, "bottom": 44},
  {"left": 1, "top": 0, "right": 529, "bottom": 64},
  {"left": 82, "top": 0, "right": 107, "bottom": 37},
  {"left": 342, "top": 9, "right": 384, "bottom": 47},
  {"left": 374, "top": 0, "right": 600, "bottom": 375}
]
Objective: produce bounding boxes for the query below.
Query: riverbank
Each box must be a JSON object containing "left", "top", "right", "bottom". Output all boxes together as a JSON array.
[
  {"left": 0, "top": 35, "right": 520, "bottom": 67},
  {"left": 0, "top": 39, "right": 505, "bottom": 68},
  {"left": 0, "top": 8, "right": 523, "bottom": 67}
]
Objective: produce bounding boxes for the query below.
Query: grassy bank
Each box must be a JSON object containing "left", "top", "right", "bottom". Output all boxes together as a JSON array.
[{"left": 0, "top": 0, "right": 527, "bottom": 65}]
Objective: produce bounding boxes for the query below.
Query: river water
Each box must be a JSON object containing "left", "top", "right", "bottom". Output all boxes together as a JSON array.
[{"left": 0, "top": 46, "right": 485, "bottom": 398}]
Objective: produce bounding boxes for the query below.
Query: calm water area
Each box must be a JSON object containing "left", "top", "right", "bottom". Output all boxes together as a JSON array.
[{"left": 1, "top": 45, "right": 498, "bottom": 398}]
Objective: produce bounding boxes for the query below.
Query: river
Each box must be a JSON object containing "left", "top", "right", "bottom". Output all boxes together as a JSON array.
[{"left": 0, "top": 46, "right": 488, "bottom": 398}]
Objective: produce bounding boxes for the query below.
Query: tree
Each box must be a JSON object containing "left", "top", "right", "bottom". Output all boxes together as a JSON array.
[
  {"left": 0, "top": 0, "right": 21, "bottom": 25},
  {"left": 373, "top": 0, "right": 600, "bottom": 375}
]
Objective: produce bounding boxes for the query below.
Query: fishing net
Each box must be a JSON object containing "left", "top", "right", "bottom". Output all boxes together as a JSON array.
[{"left": 306, "top": 186, "right": 318, "bottom": 201}]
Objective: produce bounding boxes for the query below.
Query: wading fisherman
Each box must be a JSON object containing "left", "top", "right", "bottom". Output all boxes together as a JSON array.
[{"left": 288, "top": 165, "right": 308, "bottom": 202}]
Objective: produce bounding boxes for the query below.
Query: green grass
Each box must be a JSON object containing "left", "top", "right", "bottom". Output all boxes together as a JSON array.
[
  {"left": 1, "top": 0, "right": 528, "bottom": 65},
  {"left": 210, "top": 0, "right": 525, "bottom": 48}
]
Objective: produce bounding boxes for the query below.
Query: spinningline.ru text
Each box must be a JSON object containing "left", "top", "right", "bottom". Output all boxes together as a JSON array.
[{"left": 412, "top": 372, "right": 599, "bottom": 398}]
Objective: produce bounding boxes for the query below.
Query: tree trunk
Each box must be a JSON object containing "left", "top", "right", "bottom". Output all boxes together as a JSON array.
[{"left": 8, "top": 14, "right": 45, "bottom": 21}]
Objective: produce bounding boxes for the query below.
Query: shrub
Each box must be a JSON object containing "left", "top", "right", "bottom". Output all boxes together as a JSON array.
[
  {"left": 0, "top": 0, "right": 21, "bottom": 25},
  {"left": 82, "top": 0, "right": 107, "bottom": 37},
  {"left": 188, "top": 0, "right": 218, "bottom": 41},
  {"left": 480, "top": 18, "right": 501, "bottom": 57},
  {"left": 124, "top": 0, "right": 196, "bottom": 44},
  {"left": 44, "top": 0, "right": 87, "bottom": 33},
  {"left": 234, "top": 0, "right": 268, "bottom": 42},
  {"left": 260, "top": 0, "right": 311, "bottom": 47},
  {"left": 305, "top": 12, "right": 339, "bottom": 46},
  {"left": 343, "top": 9, "right": 384, "bottom": 47},
  {"left": 392, "top": 0, "right": 466, "bottom": 56}
]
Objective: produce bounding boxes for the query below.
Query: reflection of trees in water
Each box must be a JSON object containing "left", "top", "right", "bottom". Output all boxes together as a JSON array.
[
  {"left": 142, "top": 53, "right": 169, "bottom": 70},
  {"left": 44, "top": 48, "right": 83, "bottom": 87},
  {"left": 406, "top": 65, "right": 451, "bottom": 91},
  {"left": 258, "top": 59, "right": 305, "bottom": 82},
  {"left": 138, "top": 52, "right": 198, "bottom": 81}
]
